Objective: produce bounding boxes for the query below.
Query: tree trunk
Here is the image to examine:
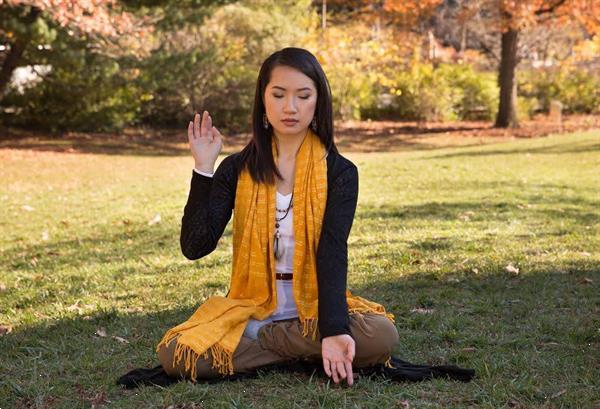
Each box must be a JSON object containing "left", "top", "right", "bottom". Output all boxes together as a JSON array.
[
  {"left": 0, "top": 7, "right": 41, "bottom": 100},
  {"left": 495, "top": 28, "right": 519, "bottom": 128}
]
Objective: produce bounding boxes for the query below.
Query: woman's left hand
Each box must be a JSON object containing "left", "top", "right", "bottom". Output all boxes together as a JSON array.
[{"left": 321, "top": 334, "right": 355, "bottom": 386}]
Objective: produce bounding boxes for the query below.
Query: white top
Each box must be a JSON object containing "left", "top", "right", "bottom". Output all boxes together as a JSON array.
[
  {"left": 242, "top": 190, "right": 299, "bottom": 339},
  {"left": 194, "top": 168, "right": 299, "bottom": 340}
]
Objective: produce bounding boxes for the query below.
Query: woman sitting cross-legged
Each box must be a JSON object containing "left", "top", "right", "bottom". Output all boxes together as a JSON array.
[
  {"left": 152, "top": 47, "right": 475, "bottom": 388},
  {"left": 155, "top": 47, "right": 399, "bottom": 387}
]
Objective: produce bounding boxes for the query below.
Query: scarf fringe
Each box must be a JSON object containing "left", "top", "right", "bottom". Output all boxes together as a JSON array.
[
  {"left": 348, "top": 306, "right": 396, "bottom": 324},
  {"left": 159, "top": 335, "right": 235, "bottom": 381},
  {"left": 301, "top": 317, "right": 319, "bottom": 341}
]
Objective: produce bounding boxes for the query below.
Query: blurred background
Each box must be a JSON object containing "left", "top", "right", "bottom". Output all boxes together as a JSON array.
[{"left": 1, "top": 0, "right": 598, "bottom": 136}]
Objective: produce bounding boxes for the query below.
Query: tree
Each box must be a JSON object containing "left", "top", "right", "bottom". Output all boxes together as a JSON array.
[
  {"left": 0, "top": 0, "right": 149, "bottom": 99},
  {"left": 494, "top": 0, "right": 599, "bottom": 127},
  {"left": 432, "top": 0, "right": 600, "bottom": 128},
  {"left": 336, "top": 0, "right": 599, "bottom": 128}
]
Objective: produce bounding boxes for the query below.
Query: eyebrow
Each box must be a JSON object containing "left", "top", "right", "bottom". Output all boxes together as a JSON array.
[{"left": 271, "top": 86, "right": 313, "bottom": 92}]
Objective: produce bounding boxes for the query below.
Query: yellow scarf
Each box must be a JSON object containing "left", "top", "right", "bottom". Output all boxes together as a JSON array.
[{"left": 156, "top": 128, "right": 394, "bottom": 381}]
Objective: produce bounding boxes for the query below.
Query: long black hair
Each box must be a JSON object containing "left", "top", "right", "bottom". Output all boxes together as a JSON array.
[{"left": 239, "top": 47, "right": 338, "bottom": 184}]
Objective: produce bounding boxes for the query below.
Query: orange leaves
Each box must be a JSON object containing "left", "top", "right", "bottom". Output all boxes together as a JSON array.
[
  {"left": 383, "top": 0, "right": 443, "bottom": 26},
  {"left": 498, "top": 0, "right": 599, "bottom": 32},
  {"left": 4, "top": 0, "right": 148, "bottom": 38},
  {"left": 383, "top": 0, "right": 442, "bottom": 14}
]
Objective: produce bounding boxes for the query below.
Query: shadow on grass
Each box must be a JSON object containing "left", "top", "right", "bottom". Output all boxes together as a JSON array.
[
  {"left": 1, "top": 223, "right": 233, "bottom": 275},
  {"left": 357, "top": 189, "right": 599, "bottom": 226},
  {"left": 2, "top": 260, "right": 597, "bottom": 407},
  {"left": 426, "top": 139, "right": 600, "bottom": 160},
  {"left": 0, "top": 129, "right": 480, "bottom": 156},
  {"left": 0, "top": 133, "right": 251, "bottom": 157}
]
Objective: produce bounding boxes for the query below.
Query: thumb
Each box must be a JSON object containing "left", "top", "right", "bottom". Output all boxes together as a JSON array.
[{"left": 346, "top": 340, "right": 355, "bottom": 362}]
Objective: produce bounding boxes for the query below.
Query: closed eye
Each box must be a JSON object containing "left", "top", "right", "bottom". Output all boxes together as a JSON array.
[{"left": 273, "top": 95, "right": 311, "bottom": 100}]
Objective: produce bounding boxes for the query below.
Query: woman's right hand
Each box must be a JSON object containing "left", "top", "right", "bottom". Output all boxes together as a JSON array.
[{"left": 188, "top": 110, "right": 223, "bottom": 173}]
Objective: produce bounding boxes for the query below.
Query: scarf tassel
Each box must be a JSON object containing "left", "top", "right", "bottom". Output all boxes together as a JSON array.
[
  {"left": 348, "top": 307, "right": 396, "bottom": 324},
  {"left": 169, "top": 338, "right": 235, "bottom": 381},
  {"left": 300, "top": 317, "right": 319, "bottom": 341}
]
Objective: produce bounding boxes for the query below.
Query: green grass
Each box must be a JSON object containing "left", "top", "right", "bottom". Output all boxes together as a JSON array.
[{"left": 1, "top": 130, "right": 599, "bottom": 408}]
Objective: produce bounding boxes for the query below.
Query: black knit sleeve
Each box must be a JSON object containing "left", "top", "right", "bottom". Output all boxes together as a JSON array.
[
  {"left": 316, "top": 164, "right": 359, "bottom": 341},
  {"left": 180, "top": 155, "right": 238, "bottom": 260}
]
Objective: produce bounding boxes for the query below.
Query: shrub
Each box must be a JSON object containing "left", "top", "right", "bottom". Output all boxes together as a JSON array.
[
  {"left": 371, "top": 61, "right": 498, "bottom": 122},
  {"left": 519, "top": 66, "right": 600, "bottom": 114}
]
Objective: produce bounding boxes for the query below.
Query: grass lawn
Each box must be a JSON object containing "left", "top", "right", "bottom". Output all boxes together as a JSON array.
[{"left": 0, "top": 129, "right": 598, "bottom": 408}]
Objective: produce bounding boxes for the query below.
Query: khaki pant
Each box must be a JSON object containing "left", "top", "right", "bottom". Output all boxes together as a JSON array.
[{"left": 157, "top": 313, "right": 399, "bottom": 380}]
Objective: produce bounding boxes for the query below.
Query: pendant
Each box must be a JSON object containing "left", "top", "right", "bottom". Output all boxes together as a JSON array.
[{"left": 274, "top": 230, "right": 282, "bottom": 260}]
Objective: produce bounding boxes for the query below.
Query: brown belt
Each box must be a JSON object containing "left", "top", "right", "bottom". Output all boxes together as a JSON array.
[{"left": 275, "top": 272, "right": 293, "bottom": 280}]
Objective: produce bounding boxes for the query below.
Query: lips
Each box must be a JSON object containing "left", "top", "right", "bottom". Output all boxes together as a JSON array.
[{"left": 282, "top": 119, "right": 298, "bottom": 124}]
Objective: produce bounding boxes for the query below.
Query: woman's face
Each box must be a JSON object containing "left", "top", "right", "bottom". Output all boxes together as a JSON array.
[{"left": 264, "top": 65, "right": 317, "bottom": 140}]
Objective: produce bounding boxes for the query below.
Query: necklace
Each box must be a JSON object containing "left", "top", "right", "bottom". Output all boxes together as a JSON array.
[{"left": 274, "top": 191, "right": 293, "bottom": 260}]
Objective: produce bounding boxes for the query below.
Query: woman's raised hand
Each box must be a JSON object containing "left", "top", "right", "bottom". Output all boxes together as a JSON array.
[{"left": 188, "top": 111, "right": 223, "bottom": 174}]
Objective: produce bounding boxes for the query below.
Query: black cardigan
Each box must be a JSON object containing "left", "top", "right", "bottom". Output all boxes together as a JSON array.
[{"left": 180, "top": 150, "right": 359, "bottom": 341}]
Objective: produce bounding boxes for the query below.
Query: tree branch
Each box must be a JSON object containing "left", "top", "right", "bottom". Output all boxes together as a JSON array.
[{"left": 535, "top": 0, "right": 567, "bottom": 15}]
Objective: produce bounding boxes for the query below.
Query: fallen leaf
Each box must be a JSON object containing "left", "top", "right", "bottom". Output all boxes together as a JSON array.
[
  {"left": 0, "top": 325, "right": 13, "bottom": 336},
  {"left": 550, "top": 389, "right": 567, "bottom": 399},
  {"left": 471, "top": 268, "right": 479, "bottom": 274},
  {"left": 580, "top": 277, "right": 592, "bottom": 284},
  {"left": 396, "top": 400, "right": 410, "bottom": 409},
  {"left": 22, "top": 205, "right": 34, "bottom": 212},
  {"left": 42, "top": 230, "right": 49, "bottom": 241},
  {"left": 580, "top": 252, "right": 591, "bottom": 257},
  {"left": 446, "top": 277, "right": 461, "bottom": 283},
  {"left": 0, "top": 283, "right": 6, "bottom": 292},
  {"left": 148, "top": 213, "right": 161, "bottom": 226},
  {"left": 461, "top": 347, "right": 477, "bottom": 352},
  {"left": 67, "top": 301, "right": 84, "bottom": 313},
  {"left": 112, "top": 336, "right": 129, "bottom": 344},
  {"left": 410, "top": 308, "right": 434, "bottom": 314},
  {"left": 505, "top": 263, "right": 519, "bottom": 275},
  {"left": 507, "top": 398, "right": 524, "bottom": 408},
  {"left": 95, "top": 327, "right": 107, "bottom": 337}
]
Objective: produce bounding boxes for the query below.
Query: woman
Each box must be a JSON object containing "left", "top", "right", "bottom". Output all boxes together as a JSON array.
[{"left": 156, "top": 47, "right": 399, "bottom": 387}]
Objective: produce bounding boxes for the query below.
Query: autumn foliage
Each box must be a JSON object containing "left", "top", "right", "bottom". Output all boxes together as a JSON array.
[{"left": 1, "top": 0, "right": 144, "bottom": 37}]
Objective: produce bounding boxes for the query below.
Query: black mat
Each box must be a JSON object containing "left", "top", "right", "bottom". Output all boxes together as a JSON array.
[{"left": 116, "top": 356, "right": 475, "bottom": 389}]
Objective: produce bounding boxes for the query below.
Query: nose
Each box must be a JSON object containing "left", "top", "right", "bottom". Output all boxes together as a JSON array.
[{"left": 283, "top": 96, "right": 298, "bottom": 113}]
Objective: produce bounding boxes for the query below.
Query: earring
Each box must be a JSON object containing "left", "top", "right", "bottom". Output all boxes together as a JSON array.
[
  {"left": 311, "top": 116, "right": 317, "bottom": 131},
  {"left": 263, "top": 113, "right": 270, "bottom": 129}
]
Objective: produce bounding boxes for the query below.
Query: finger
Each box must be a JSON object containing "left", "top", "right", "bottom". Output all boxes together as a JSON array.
[
  {"left": 336, "top": 360, "right": 347, "bottom": 381},
  {"left": 344, "top": 360, "right": 354, "bottom": 386},
  {"left": 347, "top": 342, "right": 355, "bottom": 362},
  {"left": 331, "top": 362, "right": 339, "bottom": 384},
  {"left": 200, "top": 110, "right": 208, "bottom": 138},
  {"left": 194, "top": 112, "right": 201, "bottom": 139},
  {"left": 322, "top": 358, "right": 332, "bottom": 377},
  {"left": 212, "top": 126, "right": 222, "bottom": 143},
  {"left": 188, "top": 121, "right": 194, "bottom": 142},
  {"left": 207, "top": 114, "right": 213, "bottom": 141}
]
